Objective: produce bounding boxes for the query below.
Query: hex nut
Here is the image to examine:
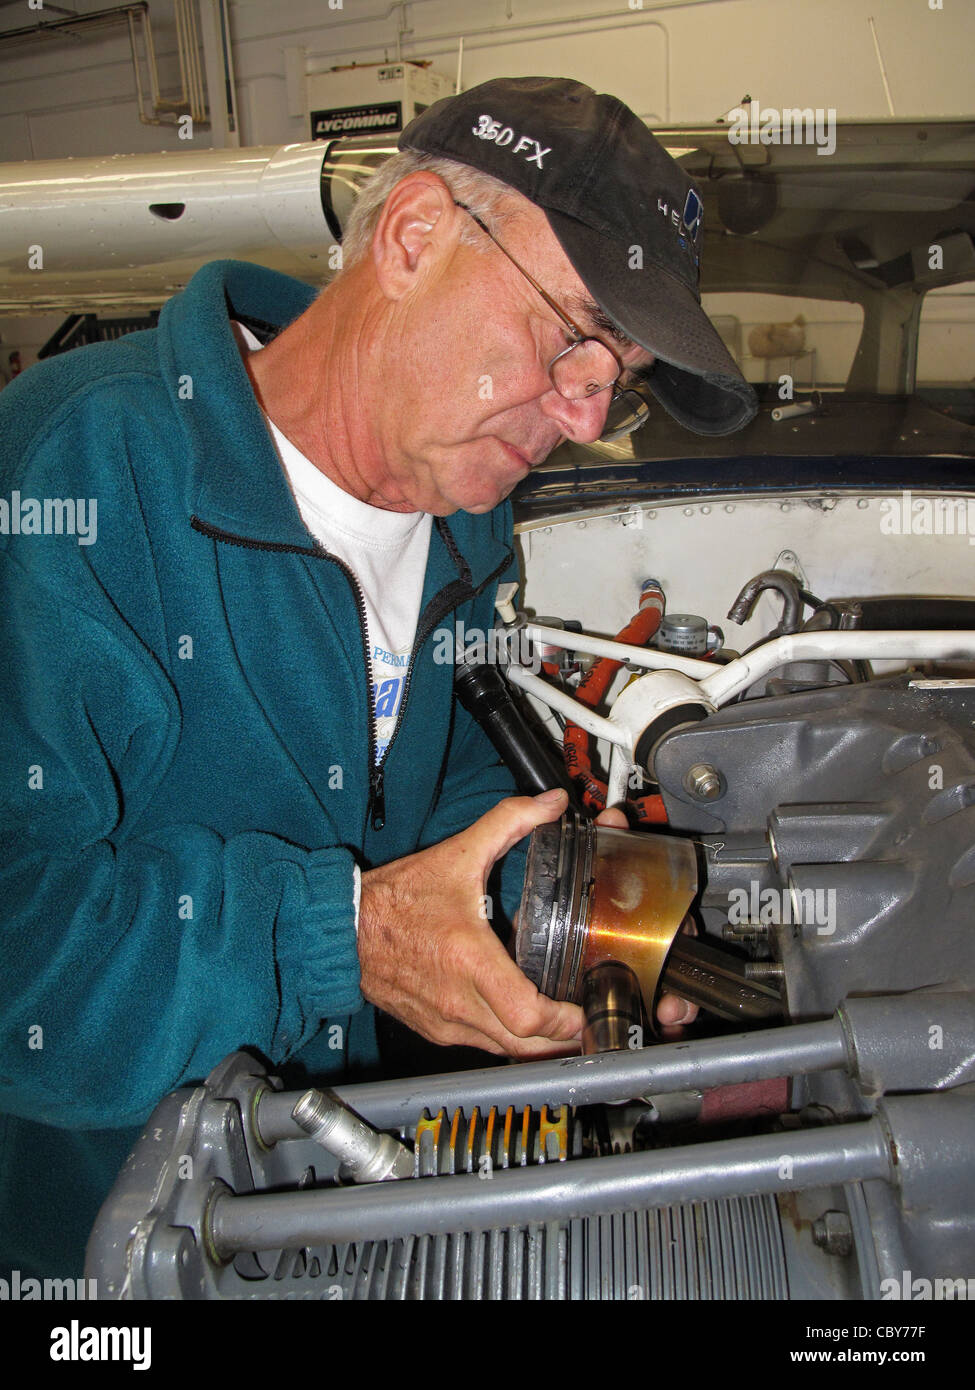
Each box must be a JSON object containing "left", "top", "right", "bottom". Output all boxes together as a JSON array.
[
  {"left": 684, "top": 763, "right": 723, "bottom": 800},
  {"left": 811, "top": 1210, "right": 853, "bottom": 1257}
]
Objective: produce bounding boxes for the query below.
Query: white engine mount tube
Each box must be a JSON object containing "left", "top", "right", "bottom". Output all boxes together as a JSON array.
[
  {"left": 699, "top": 630, "right": 975, "bottom": 706},
  {"left": 505, "top": 665, "right": 627, "bottom": 747},
  {"left": 523, "top": 624, "right": 714, "bottom": 679},
  {"left": 507, "top": 626, "right": 975, "bottom": 800}
]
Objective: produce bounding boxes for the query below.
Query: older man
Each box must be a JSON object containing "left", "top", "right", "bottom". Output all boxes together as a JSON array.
[{"left": 0, "top": 78, "right": 754, "bottom": 1278}]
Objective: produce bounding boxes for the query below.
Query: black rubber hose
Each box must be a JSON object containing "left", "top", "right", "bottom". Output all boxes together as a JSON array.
[{"left": 454, "top": 658, "right": 577, "bottom": 800}]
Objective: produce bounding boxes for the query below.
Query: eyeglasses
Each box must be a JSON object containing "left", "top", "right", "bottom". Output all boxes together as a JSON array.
[{"left": 454, "top": 202, "right": 651, "bottom": 443}]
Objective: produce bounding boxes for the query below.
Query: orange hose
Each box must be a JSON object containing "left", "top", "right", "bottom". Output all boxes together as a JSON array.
[{"left": 562, "top": 591, "right": 668, "bottom": 824}]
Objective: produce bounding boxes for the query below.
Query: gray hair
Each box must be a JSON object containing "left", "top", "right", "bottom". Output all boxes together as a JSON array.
[{"left": 339, "top": 149, "right": 520, "bottom": 269}]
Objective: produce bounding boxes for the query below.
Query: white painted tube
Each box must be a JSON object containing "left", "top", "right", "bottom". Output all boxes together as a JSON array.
[
  {"left": 771, "top": 401, "right": 815, "bottom": 422},
  {"left": 510, "top": 631, "right": 975, "bottom": 797},
  {"left": 606, "top": 745, "right": 631, "bottom": 809},
  {"left": 523, "top": 624, "right": 715, "bottom": 679},
  {"left": 505, "top": 665, "right": 627, "bottom": 746},
  {"left": 700, "top": 630, "right": 975, "bottom": 706}
]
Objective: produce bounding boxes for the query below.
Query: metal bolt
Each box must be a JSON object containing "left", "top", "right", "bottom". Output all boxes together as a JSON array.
[
  {"left": 811, "top": 1210, "right": 853, "bottom": 1257},
  {"left": 684, "top": 763, "right": 723, "bottom": 800},
  {"left": 745, "top": 961, "right": 785, "bottom": 981},
  {"left": 723, "top": 921, "right": 771, "bottom": 943}
]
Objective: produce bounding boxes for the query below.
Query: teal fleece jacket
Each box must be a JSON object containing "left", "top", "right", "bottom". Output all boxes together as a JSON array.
[{"left": 0, "top": 259, "right": 523, "bottom": 1277}]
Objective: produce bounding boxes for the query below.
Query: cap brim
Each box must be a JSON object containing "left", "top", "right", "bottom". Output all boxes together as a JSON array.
[{"left": 545, "top": 210, "right": 758, "bottom": 436}]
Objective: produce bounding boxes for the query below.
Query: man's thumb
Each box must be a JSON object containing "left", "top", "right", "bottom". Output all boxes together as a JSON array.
[{"left": 471, "top": 788, "right": 568, "bottom": 867}]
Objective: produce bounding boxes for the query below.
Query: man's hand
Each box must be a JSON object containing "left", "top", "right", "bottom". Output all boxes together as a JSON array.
[
  {"left": 592, "top": 806, "right": 699, "bottom": 1033},
  {"left": 358, "top": 788, "right": 583, "bottom": 1058}
]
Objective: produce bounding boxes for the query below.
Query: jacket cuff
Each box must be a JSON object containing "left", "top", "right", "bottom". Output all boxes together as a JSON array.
[{"left": 286, "top": 849, "right": 363, "bottom": 1020}]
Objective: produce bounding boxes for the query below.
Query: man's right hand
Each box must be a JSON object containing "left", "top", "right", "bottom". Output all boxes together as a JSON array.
[{"left": 358, "top": 788, "right": 583, "bottom": 1059}]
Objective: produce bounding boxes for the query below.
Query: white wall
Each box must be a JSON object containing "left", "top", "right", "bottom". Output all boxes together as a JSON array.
[
  {"left": 0, "top": 0, "right": 191, "bottom": 161},
  {"left": 1, "top": 0, "right": 972, "bottom": 163},
  {"left": 917, "top": 284, "right": 975, "bottom": 385},
  {"left": 703, "top": 292, "right": 865, "bottom": 389},
  {"left": 1, "top": 0, "right": 972, "bottom": 364},
  {"left": 190, "top": 0, "right": 975, "bottom": 145}
]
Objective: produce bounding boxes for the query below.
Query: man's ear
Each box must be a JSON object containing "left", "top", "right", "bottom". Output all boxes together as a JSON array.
[{"left": 370, "top": 173, "right": 459, "bottom": 300}]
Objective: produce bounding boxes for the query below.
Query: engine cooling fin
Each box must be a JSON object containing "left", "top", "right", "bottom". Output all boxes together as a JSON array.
[
  {"left": 240, "top": 1105, "right": 790, "bottom": 1300},
  {"left": 259, "top": 1194, "right": 789, "bottom": 1300}
]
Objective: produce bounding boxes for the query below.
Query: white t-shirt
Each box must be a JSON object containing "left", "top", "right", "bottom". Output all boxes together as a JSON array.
[
  {"left": 232, "top": 322, "right": 432, "bottom": 765},
  {"left": 233, "top": 321, "right": 434, "bottom": 933}
]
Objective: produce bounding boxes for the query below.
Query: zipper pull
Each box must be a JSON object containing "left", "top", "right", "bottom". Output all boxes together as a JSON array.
[{"left": 369, "top": 764, "right": 386, "bottom": 831}]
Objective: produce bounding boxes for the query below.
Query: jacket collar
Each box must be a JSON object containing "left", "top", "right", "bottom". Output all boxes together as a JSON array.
[{"left": 161, "top": 259, "right": 512, "bottom": 591}]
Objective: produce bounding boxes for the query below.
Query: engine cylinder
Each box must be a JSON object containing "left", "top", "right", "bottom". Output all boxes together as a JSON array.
[{"left": 514, "top": 811, "right": 698, "bottom": 1018}]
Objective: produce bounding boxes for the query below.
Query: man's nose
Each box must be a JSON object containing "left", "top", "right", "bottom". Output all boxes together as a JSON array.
[{"left": 539, "top": 386, "right": 612, "bottom": 444}]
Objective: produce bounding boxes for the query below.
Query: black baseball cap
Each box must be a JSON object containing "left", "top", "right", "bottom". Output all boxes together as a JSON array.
[{"left": 399, "top": 77, "right": 757, "bottom": 436}]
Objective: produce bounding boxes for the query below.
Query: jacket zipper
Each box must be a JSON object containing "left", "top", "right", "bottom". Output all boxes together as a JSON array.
[
  {"left": 369, "top": 539, "right": 515, "bottom": 830},
  {"left": 331, "top": 555, "right": 385, "bottom": 830},
  {"left": 190, "top": 515, "right": 514, "bottom": 833}
]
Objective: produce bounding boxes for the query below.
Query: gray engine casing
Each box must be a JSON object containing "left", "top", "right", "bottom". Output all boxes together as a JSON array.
[
  {"left": 655, "top": 673, "right": 975, "bottom": 1280},
  {"left": 85, "top": 676, "right": 975, "bottom": 1299}
]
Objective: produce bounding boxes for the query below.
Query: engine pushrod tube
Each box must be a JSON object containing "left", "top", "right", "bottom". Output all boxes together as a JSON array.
[
  {"left": 257, "top": 1019, "right": 846, "bottom": 1141},
  {"left": 210, "top": 1118, "right": 891, "bottom": 1253},
  {"left": 662, "top": 938, "right": 783, "bottom": 1023}
]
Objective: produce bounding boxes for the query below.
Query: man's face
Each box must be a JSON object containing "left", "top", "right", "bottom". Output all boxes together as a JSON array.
[{"left": 370, "top": 197, "right": 653, "bottom": 516}]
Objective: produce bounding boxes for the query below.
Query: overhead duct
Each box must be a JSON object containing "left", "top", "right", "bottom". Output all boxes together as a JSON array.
[{"left": 0, "top": 136, "right": 396, "bottom": 315}]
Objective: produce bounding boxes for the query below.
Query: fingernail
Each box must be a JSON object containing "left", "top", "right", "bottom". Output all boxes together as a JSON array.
[{"left": 534, "top": 788, "right": 567, "bottom": 803}]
